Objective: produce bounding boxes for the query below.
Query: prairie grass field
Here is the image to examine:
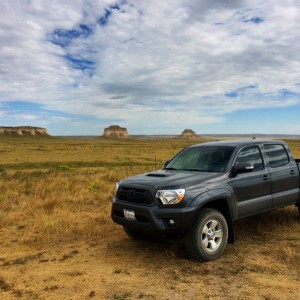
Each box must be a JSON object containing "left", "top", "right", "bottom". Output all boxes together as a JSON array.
[{"left": 0, "top": 136, "right": 299, "bottom": 300}]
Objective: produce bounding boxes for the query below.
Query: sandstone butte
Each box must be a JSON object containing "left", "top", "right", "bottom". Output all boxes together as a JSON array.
[
  {"left": 0, "top": 126, "right": 49, "bottom": 137},
  {"left": 102, "top": 125, "right": 129, "bottom": 139},
  {"left": 180, "top": 129, "right": 198, "bottom": 139}
]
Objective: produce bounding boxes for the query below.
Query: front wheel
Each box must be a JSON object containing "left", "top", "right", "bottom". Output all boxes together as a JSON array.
[{"left": 185, "top": 208, "right": 228, "bottom": 261}]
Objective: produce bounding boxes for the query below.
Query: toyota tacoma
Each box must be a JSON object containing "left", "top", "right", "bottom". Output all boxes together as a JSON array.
[{"left": 111, "top": 140, "right": 300, "bottom": 261}]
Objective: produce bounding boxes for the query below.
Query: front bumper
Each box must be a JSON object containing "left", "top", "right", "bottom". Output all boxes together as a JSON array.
[{"left": 111, "top": 198, "right": 199, "bottom": 235}]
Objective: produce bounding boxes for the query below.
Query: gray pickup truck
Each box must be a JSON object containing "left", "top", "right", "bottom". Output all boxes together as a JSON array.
[{"left": 111, "top": 140, "right": 300, "bottom": 261}]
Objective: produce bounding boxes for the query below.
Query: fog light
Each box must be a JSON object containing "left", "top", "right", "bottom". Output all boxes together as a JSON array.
[{"left": 169, "top": 219, "right": 175, "bottom": 226}]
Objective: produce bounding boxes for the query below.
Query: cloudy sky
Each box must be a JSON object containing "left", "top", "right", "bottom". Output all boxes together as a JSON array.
[{"left": 0, "top": 0, "right": 300, "bottom": 135}]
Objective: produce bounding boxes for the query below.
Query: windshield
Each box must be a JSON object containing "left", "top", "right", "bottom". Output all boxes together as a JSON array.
[{"left": 165, "top": 146, "right": 234, "bottom": 172}]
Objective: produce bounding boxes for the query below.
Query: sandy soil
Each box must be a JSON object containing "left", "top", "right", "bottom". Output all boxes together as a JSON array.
[{"left": 1, "top": 208, "right": 299, "bottom": 300}]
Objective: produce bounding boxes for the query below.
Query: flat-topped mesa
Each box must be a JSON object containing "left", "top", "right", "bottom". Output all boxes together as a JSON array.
[
  {"left": 102, "top": 125, "right": 129, "bottom": 139},
  {"left": 0, "top": 126, "right": 49, "bottom": 136},
  {"left": 180, "top": 129, "right": 198, "bottom": 139}
]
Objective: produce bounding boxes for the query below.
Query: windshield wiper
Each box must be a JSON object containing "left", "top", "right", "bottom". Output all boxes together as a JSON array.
[
  {"left": 181, "top": 168, "right": 205, "bottom": 172},
  {"left": 165, "top": 167, "right": 208, "bottom": 172}
]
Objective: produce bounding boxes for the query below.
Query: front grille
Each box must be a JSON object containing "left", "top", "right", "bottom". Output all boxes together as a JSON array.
[{"left": 117, "top": 187, "right": 153, "bottom": 205}]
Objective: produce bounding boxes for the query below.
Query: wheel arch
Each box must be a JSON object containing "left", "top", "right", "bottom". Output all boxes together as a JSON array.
[
  {"left": 190, "top": 188, "right": 236, "bottom": 244},
  {"left": 200, "top": 199, "right": 235, "bottom": 244}
]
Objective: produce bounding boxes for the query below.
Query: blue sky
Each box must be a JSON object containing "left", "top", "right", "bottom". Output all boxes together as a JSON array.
[{"left": 0, "top": 0, "right": 300, "bottom": 136}]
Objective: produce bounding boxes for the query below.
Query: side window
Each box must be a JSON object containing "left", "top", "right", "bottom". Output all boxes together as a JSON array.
[
  {"left": 235, "top": 146, "right": 264, "bottom": 171},
  {"left": 263, "top": 144, "right": 289, "bottom": 168}
]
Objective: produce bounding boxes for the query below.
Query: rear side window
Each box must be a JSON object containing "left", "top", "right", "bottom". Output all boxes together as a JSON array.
[
  {"left": 263, "top": 144, "right": 289, "bottom": 168},
  {"left": 235, "top": 146, "right": 264, "bottom": 171}
]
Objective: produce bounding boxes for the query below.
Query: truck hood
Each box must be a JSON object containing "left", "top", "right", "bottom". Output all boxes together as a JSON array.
[{"left": 119, "top": 169, "right": 225, "bottom": 190}]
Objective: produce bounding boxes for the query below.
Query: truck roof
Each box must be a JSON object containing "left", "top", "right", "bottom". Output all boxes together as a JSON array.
[{"left": 190, "top": 139, "right": 286, "bottom": 148}]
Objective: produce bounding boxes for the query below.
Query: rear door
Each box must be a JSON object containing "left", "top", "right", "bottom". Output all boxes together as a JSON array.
[
  {"left": 230, "top": 145, "right": 272, "bottom": 218},
  {"left": 263, "top": 143, "right": 300, "bottom": 208}
]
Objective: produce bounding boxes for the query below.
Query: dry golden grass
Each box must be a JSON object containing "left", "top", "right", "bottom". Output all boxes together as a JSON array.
[{"left": 0, "top": 136, "right": 299, "bottom": 300}]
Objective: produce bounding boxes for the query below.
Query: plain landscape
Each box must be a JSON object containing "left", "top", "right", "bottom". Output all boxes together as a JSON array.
[{"left": 0, "top": 136, "right": 299, "bottom": 300}]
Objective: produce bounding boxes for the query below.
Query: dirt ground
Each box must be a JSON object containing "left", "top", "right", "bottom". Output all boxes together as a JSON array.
[
  {"left": 1, "top": 208, "right": 299, "bottom": 300},
  {"left": 0, "top": 137, "right": 299, "bottom": 299}
]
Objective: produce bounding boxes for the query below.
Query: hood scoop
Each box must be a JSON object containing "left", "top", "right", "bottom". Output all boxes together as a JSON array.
[{"left": 146, "top": 173, "right": 169, "bottom": 177}]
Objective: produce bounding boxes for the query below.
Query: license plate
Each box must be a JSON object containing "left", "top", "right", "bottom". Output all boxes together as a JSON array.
[{"left": 123, "top": 209, "right": 136, "bottom": 221}]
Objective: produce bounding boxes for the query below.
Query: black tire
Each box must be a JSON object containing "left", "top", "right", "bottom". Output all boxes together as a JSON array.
[
  {"left": 123, "top": 226, "right": 148, "bottom": 240},
  {"left": 185, "top": 208, "right": 228, "bottom": 261}
]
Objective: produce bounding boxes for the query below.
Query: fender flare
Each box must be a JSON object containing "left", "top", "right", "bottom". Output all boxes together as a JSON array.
[{"left": 190, "top": 188, "right": 236, "bottom": 243}]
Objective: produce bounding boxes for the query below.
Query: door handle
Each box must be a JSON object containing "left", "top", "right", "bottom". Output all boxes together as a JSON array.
[
  {"left": 263, "top": 174, "right": 270, "bottom": 181},
  {"left": 290, "top": 170, "right": 295, "bottom": 175}
]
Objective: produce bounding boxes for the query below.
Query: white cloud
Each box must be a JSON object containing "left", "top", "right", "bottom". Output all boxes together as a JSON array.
[
  {"left": 14, "top": 114, "right": 37, "bottom": 121},
  {"left": 0, "top": 0, "right": 299, "bottom": 133}
]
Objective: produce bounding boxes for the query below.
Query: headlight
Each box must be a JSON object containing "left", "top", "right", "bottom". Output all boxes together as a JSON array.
[
  {"left": 114, "top": 182, "right": 119, "bottom": 197},
  {"left": 155, "top": 189, "right": 185, "bottom": 205}
]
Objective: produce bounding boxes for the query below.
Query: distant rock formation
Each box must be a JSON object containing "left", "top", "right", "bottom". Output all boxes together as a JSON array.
[
  {"left": 0, "top": 126, "right": 49, "bottom": 137},
  {"left": 180, "top": 129, "right": 198, "bottom": 139},
  {"left": 102, "top": 125, "right": 129, "bottom": 139}
]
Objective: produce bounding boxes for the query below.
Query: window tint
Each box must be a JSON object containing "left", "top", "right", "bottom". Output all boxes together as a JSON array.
[
  {"left": 235, "top": 146, "right": 264, "bottom": 171},
  {"left": 263, "top": 144, "right": 289, "bottom": 168},
  {"left": 166, "top": 146, "right": 234, "bottom": 172}
]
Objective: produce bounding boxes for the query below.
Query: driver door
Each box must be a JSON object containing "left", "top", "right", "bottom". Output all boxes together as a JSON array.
[{"left": 230, "top": 145, "right": 272, "bottom": 218}]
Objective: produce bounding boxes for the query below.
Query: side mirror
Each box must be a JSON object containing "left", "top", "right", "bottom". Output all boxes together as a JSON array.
[{"left": 232, "top": 162, "right": 254, "bottom": 176}]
